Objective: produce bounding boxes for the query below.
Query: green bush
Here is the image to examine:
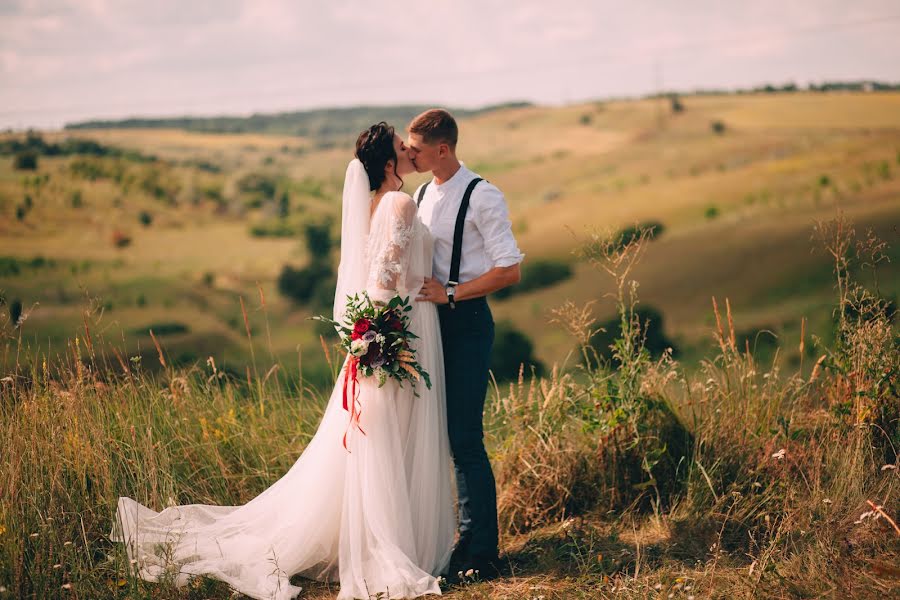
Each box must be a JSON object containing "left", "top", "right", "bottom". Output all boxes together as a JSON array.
[
  {"left": 249, "top": 221, "right": 296, "bottom": 238},
  {"left": 13, "top": 151, "right": 38, "bottom": 170},
  {"left": 131, "top": 322, "right": 190, "bottom": 336},
  {"left": 711, "top": 120, "right": 726, "bottom": 135},
  {"left": 704, "top": 205, "right": 719, "bottom": 219},
  {"left": 138, "top": 211, "right": 153, "bottom": 226},
  {"left": 277, "top": 261, "right": 333, "bottom": 305},
  {"left": 70, "top": 190, "right": 83, "bottom": 208},
  {"left": 493, "top": 258, "right": 573, "bottom": 299},
  {"left": 491, "top": 320, "right": 544, "bottom": 381}
]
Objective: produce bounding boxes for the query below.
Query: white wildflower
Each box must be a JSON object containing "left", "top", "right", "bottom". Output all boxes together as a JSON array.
[
  {"left": 771, "top": 448, "right": 786, "bottom": 460},
  {"left": 822, "top": 498, "right": 832, "bottom": 504},
  {"left": 465, "top": 568, "right": 474, "bottom": 577}
]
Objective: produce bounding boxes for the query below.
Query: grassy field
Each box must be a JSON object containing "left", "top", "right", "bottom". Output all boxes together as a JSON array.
[{"left": 0, "top": 92, "right": 898, "bottom": 598}]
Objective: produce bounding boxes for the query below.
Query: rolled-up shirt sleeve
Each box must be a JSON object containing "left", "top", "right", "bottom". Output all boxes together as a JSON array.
[{"left": 472, "top": 183, "right": 525, "bottom": 268}]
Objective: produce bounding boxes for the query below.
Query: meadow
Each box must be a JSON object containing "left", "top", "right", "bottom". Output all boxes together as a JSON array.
[{"left": 0, "top": 92, "right": 898, "bottom": 598}]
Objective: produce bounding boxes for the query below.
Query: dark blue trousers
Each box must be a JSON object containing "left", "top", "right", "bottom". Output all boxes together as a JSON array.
[{"left": 437, "top": 296, "right": 498, "bottom": 558}]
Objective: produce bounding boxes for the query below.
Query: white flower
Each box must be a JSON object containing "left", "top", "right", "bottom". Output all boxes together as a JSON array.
[
  {"left": 822, "top": 498, "right": 832, "bottom": 504},
  {"left": 375, "top": 333, "right": 386, "bottom": 345},
  {"left": 350, "top": 339, "right": 369, "bottom": 357},
  {"left": 465, "top": 568, "right": 474, "bottom": 577},
  {"left": 61, "top": 583, "right": 71, "bottom": 590},
  {"left": 771, "top": 448, "right": 786, "bottom": 460}
]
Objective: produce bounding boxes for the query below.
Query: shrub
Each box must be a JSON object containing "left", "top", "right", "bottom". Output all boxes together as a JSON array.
[
  {"left": 111, "top": 230, "right": 131, "bottom": 248},
  {"left": 236, "top": 172, "right": 277, "bottom": 201},
  {"left": 138, "top": 211, "right": 153, "bottom": 226},
  {"left": 69, "top": 190, "right": 83, "bottom": 208},
  {"left": 15, "top": 205, "right": 26, "bottom": 221},
  {"left": 711, "top": 120, "right": 726, "bottom": 135},
  {"left": 704, "top": 205, "right": 719, "bottom": 219},
  {"left": 277, "top": 261, "right": 333, "bottom": 304},
  {"left": 490, "top": 321, "right": 544, "bottom": 381},
  {"left": 819, "top": 174, "right": 831, "bottom": 187},
  {"left": 131, "top": 322, "right": 189, "bottom": 336},
  {"left": 304, "top": 219, "right": 333, "bottom": 260},
  {"left": 670, "top": 94, "right": 684, "bottom": 113},
  {"left": 9, "top": 298, "right": 22, "bottom": 326},
  {"left": 23, "top": 194, "right": 33, "bottom": 209},
  {"left": 579, "top": 113, "right": 592, "bottom": 126},
  {"left": 250, "top": 221, "right": 295, "bottom": 238},
  {"left": 13, "top": 151, "right": 38, "bottom": 170},
  {"left": 493, "top": 258, "right": 573, "bottom": 299}
]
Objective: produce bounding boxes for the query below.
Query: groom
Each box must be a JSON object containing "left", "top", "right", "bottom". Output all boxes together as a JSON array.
[{"left": 409, "top": 109, "right": 524, "bottom": 580}]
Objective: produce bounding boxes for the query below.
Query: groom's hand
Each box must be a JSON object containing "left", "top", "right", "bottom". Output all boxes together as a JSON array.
[{"left": 416, "top": 277, "right": 448, "bottom": 304}]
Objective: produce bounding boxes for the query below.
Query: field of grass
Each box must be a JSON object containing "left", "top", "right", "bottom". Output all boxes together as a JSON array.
[
  {"left": 0, "top": 92, "right": 898, "bottom": 598},
  {"left": 0, "top": 210, "right": 897, "bottom": 599}
]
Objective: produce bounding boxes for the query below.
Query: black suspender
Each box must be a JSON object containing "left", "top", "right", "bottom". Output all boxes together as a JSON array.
[
  {"left": 449, "top": 177, "right": 482, "bottom": 286},
  {"left": 416, "top": 182, "right": 429, "bottom": 207},
  {"left": 416, "top": 177, "right": 484, "bottom": 287}
]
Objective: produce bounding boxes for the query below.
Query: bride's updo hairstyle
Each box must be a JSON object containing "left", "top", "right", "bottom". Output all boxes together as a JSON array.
[{"left": 355, "top": 121, "right": 401, "bottom": 192}]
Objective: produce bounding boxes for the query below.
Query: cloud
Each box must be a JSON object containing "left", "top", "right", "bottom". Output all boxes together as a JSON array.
[{"left": 1, "top": 0, "right": 898, "bottom": 128}]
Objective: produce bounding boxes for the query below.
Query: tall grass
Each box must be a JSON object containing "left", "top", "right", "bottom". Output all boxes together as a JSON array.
[{"left": 1, "top": 215, "right": 897, "bottom": 599}]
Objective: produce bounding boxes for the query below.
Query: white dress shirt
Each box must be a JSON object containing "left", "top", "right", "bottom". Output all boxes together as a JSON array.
[{"left": 415, "top": 164, "right": 524, "bottom": 286}]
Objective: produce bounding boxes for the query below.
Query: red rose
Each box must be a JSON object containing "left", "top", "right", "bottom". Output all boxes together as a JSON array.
[{"left": 352, "top": 319, "right": 371, "bottom": 340}]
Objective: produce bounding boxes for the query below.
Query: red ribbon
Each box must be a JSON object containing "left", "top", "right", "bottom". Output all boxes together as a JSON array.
[{"left": 341, "top": 355, "right": 366, "bottom": 451}]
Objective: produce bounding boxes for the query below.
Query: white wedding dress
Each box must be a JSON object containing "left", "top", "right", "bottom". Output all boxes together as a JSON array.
[{"left": 111, "top": 162, "right": 456, "bottom": 600}]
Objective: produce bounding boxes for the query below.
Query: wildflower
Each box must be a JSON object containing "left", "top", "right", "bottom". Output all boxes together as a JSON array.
[
  {"left": 61, "top": 583, "right": 71, "bottom": 590},
  {"left": 30, "top": 532, "right": 39, "bottom": 538},
  {"left": 465, "top": 568, "right": 474, "bottom": 577},
  {"left": 53, "top": 564, "right": 62, "bottom": 569},
  {"left": 823, "top": 498, "right": 832, "bottom": 504},
  {"left": 771, "top": 448, "right": 786, "bottom": 460},
  {"left": 654, "top": 583, "right": 662, "bottom": 590},
  {"left": 881, "top": 464, "right": 897, "bottom": 471}
]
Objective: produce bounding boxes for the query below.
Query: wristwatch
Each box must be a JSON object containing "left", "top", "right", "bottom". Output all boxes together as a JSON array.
[{"left": 445, "top": 284, "right": 457, "bottom": 309}]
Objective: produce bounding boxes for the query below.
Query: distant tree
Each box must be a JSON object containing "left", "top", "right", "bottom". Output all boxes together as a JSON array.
[
  {"left": 711, "top": 120, "right": 726, "bottom": 135},
  {"left": 277, "top": 262, "right": 332, "bottom": 305},
  {"left": 491, "top": 321, "right": 544, "bottom": 381},
  {"left": 138, "top": 211, "right": 153, "bottom": 226},
  {"left": 304, "top": 219, "right": 333, "bottom": 260},
  {"left": 670, "top": 95, "right": 684, "bottom": 113},
  {"left": 579, "top": 113, "right": 593, "bottom": 126},
  {"left": 9, "top": 299, "right": 23, "bottom": 327},
  {"left": 15, "top": 205, "right": 26, "bottom": 221},
  {"left": 13, "top": 151, "right": 38, "bottom": 170},
  {"left": 278, "top": 190, "right": 290, "bottom": 219}
]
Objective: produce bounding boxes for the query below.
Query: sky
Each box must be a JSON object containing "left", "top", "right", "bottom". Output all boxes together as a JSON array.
[{"left": 1, "top": 0, "right": 899, "bottom": 130}]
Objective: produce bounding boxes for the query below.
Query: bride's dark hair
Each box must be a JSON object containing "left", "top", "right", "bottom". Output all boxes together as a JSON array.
[{"left": 355, "top": 121, "right": 401, "bottom": 192}]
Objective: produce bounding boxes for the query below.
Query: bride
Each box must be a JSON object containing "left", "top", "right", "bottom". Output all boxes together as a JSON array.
[{"left": 111, "top": 122, "right": 456, "bottom": 600}]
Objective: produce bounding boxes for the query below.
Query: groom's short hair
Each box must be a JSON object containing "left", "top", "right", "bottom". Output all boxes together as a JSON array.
[{"left": 409, "top": 109, "right": 458, "bottom": 149}]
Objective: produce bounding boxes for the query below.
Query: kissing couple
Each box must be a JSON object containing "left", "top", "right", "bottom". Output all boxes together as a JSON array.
[{"left": 112, "top": 109, "right": 524, "bottom": 599}]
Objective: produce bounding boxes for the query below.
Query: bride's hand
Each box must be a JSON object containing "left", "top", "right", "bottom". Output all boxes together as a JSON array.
[{"left": 416, "top": 277, "right": 448, "bottom": 304}]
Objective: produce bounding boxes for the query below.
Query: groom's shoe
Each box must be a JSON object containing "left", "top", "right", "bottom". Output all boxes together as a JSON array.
[
  {"left": 467, "top": 552, "right": 504, "bottom": 582},
  {"left": 446, "top": 537, "right": 471, "bottom": 584}
]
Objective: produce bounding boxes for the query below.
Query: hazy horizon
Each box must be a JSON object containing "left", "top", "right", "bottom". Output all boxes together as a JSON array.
[{"left": 3, "top": 0, "right": 900, "bottom": 130}]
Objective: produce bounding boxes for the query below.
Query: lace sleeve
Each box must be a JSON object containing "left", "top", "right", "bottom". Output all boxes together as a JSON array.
[{"left": 366, "top": 193, "right": 417, "bottom": 302}]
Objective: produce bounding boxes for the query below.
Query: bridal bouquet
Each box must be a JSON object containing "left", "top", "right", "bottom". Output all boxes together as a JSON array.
[
  {"left": 315, "top": 293, "right": 431, "bottom": 449},
  {"left": 318, "top": 292, "right": 432, "bottom": 390}
]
